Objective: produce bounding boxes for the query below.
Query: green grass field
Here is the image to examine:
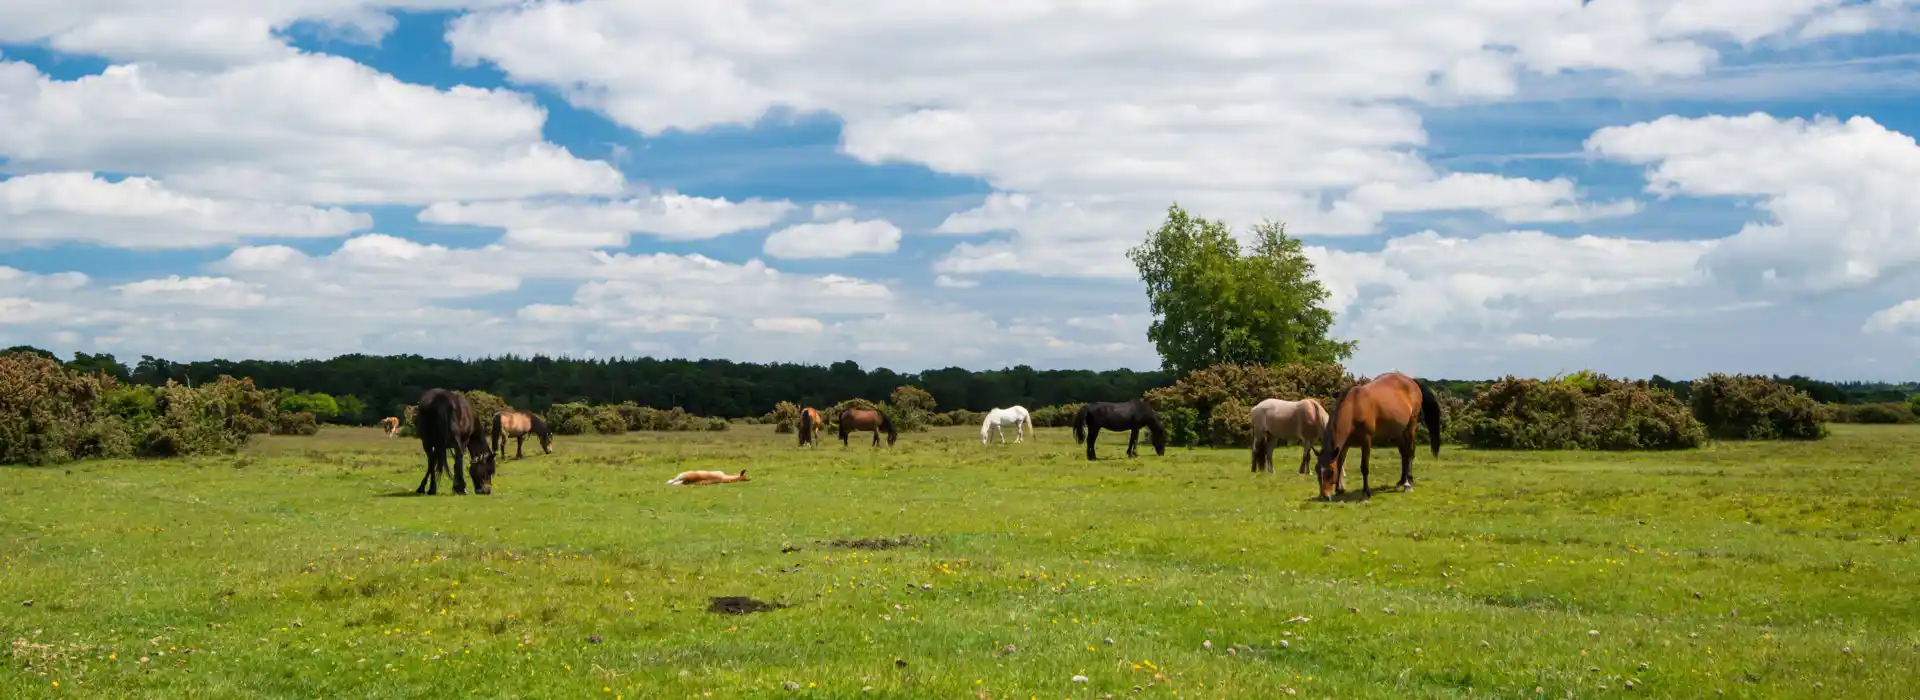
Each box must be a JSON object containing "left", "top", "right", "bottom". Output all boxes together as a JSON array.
[{"left": 5, "top": 424, "right": 1916, "bottom": 698}]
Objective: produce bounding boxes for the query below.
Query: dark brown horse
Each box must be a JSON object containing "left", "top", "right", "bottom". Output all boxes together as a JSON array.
[
  {"left": 1071, "top": 399, "right": 1167, "bottom": 461},
  {"left": 416, "top": 389, "right": 496, "bottom": 496},
  {"left": 797, "top": 407, "right": 824, "bottom": 447},
  {"left": 837, "top": 407, "right": 897, "bottom": 447},
  {"left": 1310, "top": 372, "right": 1442, "bottom": 501}
]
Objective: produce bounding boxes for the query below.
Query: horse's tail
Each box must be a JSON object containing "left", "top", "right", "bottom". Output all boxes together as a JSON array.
[
  {"left": 1418, "top": 380, "right": 1443, "bottom": 457},
  {"left": 798, "top": 409, "right": 812, "bottom": 446},
  {"left": 1022, "top": 408, "right": 1035, "bottom": 436},
  {"left": 1071, "top": 405, "right": 1089, "bottom": 444},
  {"left": 490, "top": 412, "right": 504, "bottom": 452}
]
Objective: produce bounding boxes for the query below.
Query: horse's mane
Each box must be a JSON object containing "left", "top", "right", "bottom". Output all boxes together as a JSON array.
[
  {"left": 1316, "top": 385, "right": 1356, "bottom": 460},
  {"left": 528, "top": 412, "right": 550, "bottom": 438}
]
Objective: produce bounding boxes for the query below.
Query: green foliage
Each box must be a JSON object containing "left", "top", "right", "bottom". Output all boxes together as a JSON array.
[
  {"left": 931, "top": 409, "right": 985, "bottom": 427},
  {"left": 1159, "top": 407, "right": 1201, "bottom": 447},
  {"left": 0, "top": 351, "right": 122, "bottom": 465},
  {"left": 887, "top": 385, "right": 937, "bottom": 433},
  {"left": 1204, "top": 398, "right": 1253, "bottom": 449},
  {"left": 1830, "top": 403, "right": 1916, "bottom": 424},
  {"left": 1126, "top": 205, "right": 1354, "bottom": 375},
  {"left": 1455, "top": 374, "right": 1706, "bottom": 450},
  {"left": 1688, "top": 374, "right": 1828, "bottom": 441},
  {"left": 461, "top": 390, "right": 514, "bottom": 426},
  {"left": 277, "top": 391, "right": 341, "bottom": 421},
  {"left": 547, "top": 403, "right": 595, "bottom": 436},
  {"left": 134, "top": 377, "right": 279, "bottom": 458},
  {"left": 334, "top": 394, "right": 367, "bottom": 424},
  {"left": 771, "top": 401, "right": 801, "bottom": 434},
  {"left": 1909, "top": 394, "right": 1920, "bottom": 415},
  {"left": 1028, "top": 404, "right": 1083, "bottom": 428},
  {"left": 272, "top": 411, "right": 322, "bottom": 436}
]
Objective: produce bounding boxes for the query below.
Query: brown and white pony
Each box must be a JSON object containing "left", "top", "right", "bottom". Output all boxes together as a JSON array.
[
  {"left": 797, "top": 407, "right": 824, "bottom": 447},
  {"left": 666, "top": 469, "right": 750, "bottom": 485},
  {"left": 380, "top": 416, "right": 400, "bottom": 438},
  {"left": 491, "top": 410, "right": 553, "bottom": 459},
  {"left": 1249, "top": 397, "right": 1330, "bottom": 475}
]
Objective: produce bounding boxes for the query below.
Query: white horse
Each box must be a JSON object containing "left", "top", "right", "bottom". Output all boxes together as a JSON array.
[{"left": 980, "top": 406, "right": 1033, "bottom": 445}]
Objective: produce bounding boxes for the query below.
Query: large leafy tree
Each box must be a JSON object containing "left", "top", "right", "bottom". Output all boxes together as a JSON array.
[{"left": 1126, "top": 204, "right": 1354, "bottom": 375}]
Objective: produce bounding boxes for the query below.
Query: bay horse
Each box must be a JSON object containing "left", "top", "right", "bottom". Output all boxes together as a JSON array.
[
  {"left": 1311, "top": 372, "right": 1442, "bottom": 501},
  {"left": 980, "top": 405, "right": 1033, "bottom": 445},
  {"left": 1249, "top": 397, "right": 1330, "bottom": 475},
  {"left": 380, "top": 416, "right": 400, "bottom": 438},
  {"left": 837, "top": 407, "right": 897, "bottom": 447},
  {"left": 666, "top": 469, "right": 751, "bottom": 485},
  {"left": 415, "top": 389, "right": 496, "bottom": 496},
  {"left": 797, "top": 407, "right": 824, "bottom": 447},
  {"left": 491, "top": 410, "right": 553, "bottom": 459},
  {"left": 1071, "top": 399, "right": 1166, "bottom": 461}
]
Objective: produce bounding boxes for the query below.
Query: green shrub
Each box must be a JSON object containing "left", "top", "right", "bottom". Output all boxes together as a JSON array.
[
  {"left": 547, "top": 402, "right": 595, "bottom": 435},
  {"left": 0, "top": 351, "right": 117, "bottom": 465},
  {"left": 1457, "top": 374, "right": 1705, "bottom": 450},
  {"left": 1146, "top": 363, "right": 1357, "bottom": 447},
  {"left": 1829, "top": 402, "right": 1915, "bottom": 424},
  {"left": 461, "top": 390, "right": 513, "bottom": 426},
  {"left": 272, "top": 411, "right": 322, "bottom": 436},
  {"left": 1689, "top": 374, "right": 1828, "bottom": 440},
  {"left": 590, "top": 405, "right": 627, "bottom": 434},
  {"left": 888, "top": 385, "right": 937, "bottom": 433},
  {"left": 770, "top": 401, "right": 800, "bottom": 434},
  {"left": 1160, "top": 406, "right": 1201, "bottom": 447},
  {"left": 1205, "top": 398, "right": 1253, "bottom": 449},
  {"left": 1029, "top": 404, "right": 1083, "bottom": 428},
  {"left": 277, "top": 392, "right": 340, "bottom": 422}
]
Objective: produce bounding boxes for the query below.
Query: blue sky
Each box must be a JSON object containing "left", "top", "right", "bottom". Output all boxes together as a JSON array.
[{"left": 5, "top": 2, "right": 1920, "bottom": 380}]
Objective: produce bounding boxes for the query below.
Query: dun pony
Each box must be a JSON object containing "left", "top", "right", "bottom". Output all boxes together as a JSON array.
[
  {"left": 837, "top": 407, "right": 897, "bottom": 447},
  {"left": 1071, "top": 399, "right": 1167, "bottom": 461},
  {"left": 414, "top": 389, "right": 496, "bottom": 496},
  {"left": 380, "top": 416, "right": 400, "bottom": 438},
  {"left": 666, "top": 469, "right": 750, "bottom": 486},
  {"left": 1249, "top": 397, "right": 1330, "bottom": 475},
  {"left": 491, "top": 410, "right": 553, "bottom": 459},
  {"left": 1311, "top": 372, "right": 1442, "bottom": 500}
]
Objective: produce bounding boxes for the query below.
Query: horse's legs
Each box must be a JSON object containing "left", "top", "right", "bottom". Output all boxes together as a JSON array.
[
  {"left": 452, "top": 442, "right": 469, "bottom": 495},
  {"left": 1397, "top": 428, "right": 1416, "bottom": 490},
  {"left": 1126, "top": 428, "right": 1139, "bottom": 457},
  {"left": 1297, "top": 441, "right": 1313, "bottom": 475},
  {"left": 416, "top": 446, "right": 436, "bottom": 494},
  {"left": 1333, "top": 446, "right": 1350, "bottom": 495},
  {"left": 1359, "top": 445, "right": 1373, "bottom": 498},
  {"left": 1250, "top": 435, "right": 1263, "bottom": 473},
  {"left": 1085, "top": 426, "right": 1100, "bottom": 461}
]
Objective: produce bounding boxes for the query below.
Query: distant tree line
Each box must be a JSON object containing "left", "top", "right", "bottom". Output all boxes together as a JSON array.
[{"left": 10, "top": 347, "right": 1176, "bottom": 424}]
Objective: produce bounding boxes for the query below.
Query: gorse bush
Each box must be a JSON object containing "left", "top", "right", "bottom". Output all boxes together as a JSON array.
[
  {"left": 1688, "top": 374, "right": 1828, "bottom": 440},
  {"left": 888, "top": 385, "right": 937, "bottom": 433},
  {"left": 1029, "top": 404, "right": 1083, "bottom": 428},
  {"left": 272, "top": 411, "right": 322, "bottom": 436},
  {"left": 0, "top": 351, "right": 121, "bottom": 465},
  {"left": 1146, "top": 363, "right": 1356, "bottom": 447},
  {"left": 1827, "top": 402, "right": 1915, "bottom": 425},
  {"left": 1454, "top": 374, "right": 1706, "bottom": 450},
  {"left": 770, "top": 401, "right": 801, "bottom": 434}
]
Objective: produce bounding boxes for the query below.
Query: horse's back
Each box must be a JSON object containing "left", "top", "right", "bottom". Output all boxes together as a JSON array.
[{"left": 1343, "top": 373, "right": 1421, "bottom": 434}]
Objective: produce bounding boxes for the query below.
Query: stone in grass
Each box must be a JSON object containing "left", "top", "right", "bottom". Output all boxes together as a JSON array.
[
  {"left": 1072, "top": 675, "right": 1089, "bottom": 683},
  {"left": 783, "top": 681, "right": 800, "bottom": 691}
]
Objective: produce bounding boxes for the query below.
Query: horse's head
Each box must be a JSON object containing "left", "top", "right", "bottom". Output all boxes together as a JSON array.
[
  {"left": 734, "top": 469, "right": 750, "bottom": 482},
  {"left": 470, "top": 450, "right": 497, "bottom": 495},
  {"left": 1148, "top": 415, "right": 1168, "bottom": 456}
]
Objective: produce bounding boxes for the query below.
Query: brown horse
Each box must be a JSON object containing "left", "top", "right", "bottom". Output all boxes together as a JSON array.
[
  {"left": 837, "top": 407, "right": 897, "bottom": 447},
  {"left": 491, "top": 410, "right": 553, "bottom": 459},
  {"left": 380, "top": 416, "right": 400, "bottom": 438},
  {"left": 1310, "top": 372, "right": 1442, "bottom": 501},
  {"left": 1249, "top": 397, "right": 1329, "bottom": 475},
  {"left": 797, "top": 407, "right": 824, "bottom": 447}
]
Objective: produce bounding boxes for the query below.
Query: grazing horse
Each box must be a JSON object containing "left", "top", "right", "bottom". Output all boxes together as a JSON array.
[
  {"left": 1249, "top": 398, "right": 1330, "bottom": 475},
  {"left": 1311, "top": 372, "right": 1442, "bottom": 501},
  {"left": 666, "top": 469, "right": 751, "bottom": 486},
  {"left": 1072, "top": 399, "right": 1167, "bottom": 461},
  {"left": 797, "top": 407, "right": 825, "bottom": 448},
  {"left": 980, "top": 405, "right": 1033, "bottom": 445},
  {"left": 491, "top": 410, "right": 553, "bottom": 459},
  {"left": 837, "top": 407, "right": 897, "bottom": 447},
  {"left": 380, "top": 416, "right": 400, "bottom": 438},
  {"left": 415, "top": 389, "right": 496, "bottom": 496}
]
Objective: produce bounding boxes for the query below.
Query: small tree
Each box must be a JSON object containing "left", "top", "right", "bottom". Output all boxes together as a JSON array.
[
  {"left": 1127, "top": 205, "right": 1354, "bottom": 376},
  {"left": 888, "top": 385, "right": 937, "bottom": 432}
]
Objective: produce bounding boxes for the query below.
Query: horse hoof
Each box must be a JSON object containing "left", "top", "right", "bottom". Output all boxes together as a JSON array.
[{"left": 1399, "top": 483, "right": 1413, "bottom": 492}]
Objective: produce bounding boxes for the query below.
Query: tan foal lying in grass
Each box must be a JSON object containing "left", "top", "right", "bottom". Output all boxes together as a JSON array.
[{"left": 665, "top": 469, "right": 751, "bottom": 486}]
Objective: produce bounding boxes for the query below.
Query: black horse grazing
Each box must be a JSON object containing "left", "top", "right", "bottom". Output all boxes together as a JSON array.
[
  {"left": 416, "top": 389, "right": 496, "bottom": 495},
  {"left": 1072, "top": 399, "right": 1168, "bottom": 461}
]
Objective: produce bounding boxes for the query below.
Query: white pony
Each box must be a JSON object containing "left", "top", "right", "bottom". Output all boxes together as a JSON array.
[{"left": 980, "top": 406, "right": 1034, "bottom": 445}]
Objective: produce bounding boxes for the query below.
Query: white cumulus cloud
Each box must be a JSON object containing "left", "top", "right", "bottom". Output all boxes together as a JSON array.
[{"left": 762, "top": 218, "right": 903, "bottom": 260}]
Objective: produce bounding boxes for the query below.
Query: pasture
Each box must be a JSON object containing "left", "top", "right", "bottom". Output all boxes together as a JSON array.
[{"left": 4, "top": 424, "right": 1916, "bottom": 698}]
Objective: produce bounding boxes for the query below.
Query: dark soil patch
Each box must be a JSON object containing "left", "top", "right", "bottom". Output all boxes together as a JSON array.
[
  {"left": 823, "top": 535, "right": 925, "bottom": 550},
  {"left": 707, "top": 596, "right": 786, "bottom": 615}
]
